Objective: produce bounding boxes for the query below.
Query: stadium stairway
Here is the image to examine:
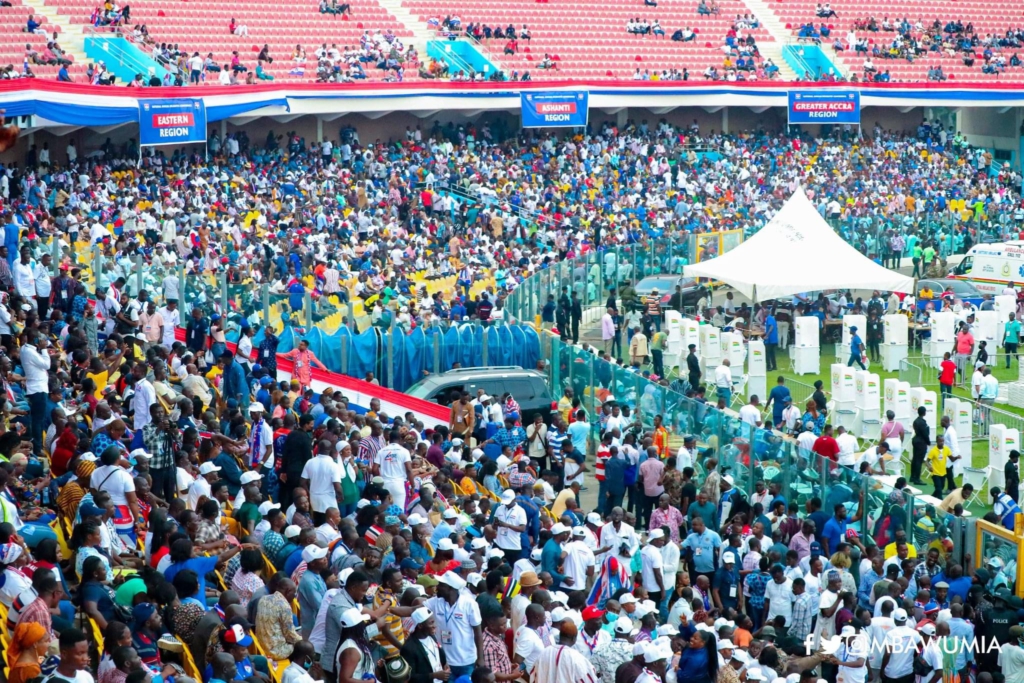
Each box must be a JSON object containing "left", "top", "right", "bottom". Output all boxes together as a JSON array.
[
  {"left": 376, "top": 0, "right": 436, "bottom": 55},
  {"left": 0, "top": 0, "right": 90, "bottom": 81},
  {"left": 20, "top": 0, "right": 90, "bottom": 66}
]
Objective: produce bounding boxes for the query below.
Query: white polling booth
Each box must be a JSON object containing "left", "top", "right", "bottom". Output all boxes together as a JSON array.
[
  {"left": 881, "top": 314, "right": 909, "bottom": 372},
  {"left": 792, "top": 316, "right": 820, "bottom": 376},
  {"left": 989, "top": 423, "right": 1019, "bottom": 491},
  {"left": 748, "top": 339, "right": 767, "bottom": 401}
]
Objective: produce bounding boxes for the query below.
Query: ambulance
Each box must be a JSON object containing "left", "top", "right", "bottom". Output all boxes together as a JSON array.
[{"left": 949, "top": 242, "right": 1024, "bottom": 295}]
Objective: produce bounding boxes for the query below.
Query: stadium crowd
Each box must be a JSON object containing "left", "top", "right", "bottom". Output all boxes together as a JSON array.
[{"left": 0, "top": 116, "right": 1018, "bottom": 683}]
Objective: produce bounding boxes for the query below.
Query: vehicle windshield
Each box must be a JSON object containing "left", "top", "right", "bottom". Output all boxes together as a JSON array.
[
  {"left": 635, "top": 276, "right": 679, "bottom": 293},
  {"left": 405, "top": 380, "right": 433, "bottom": 399},
  {"left": 956, "top": 256, "right": 973, "bottom": 275}
]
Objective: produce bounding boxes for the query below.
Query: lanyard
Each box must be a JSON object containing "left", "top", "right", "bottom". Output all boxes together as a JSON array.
[{"left": 581, "top": 630, "right": 600, "bottom": 653}]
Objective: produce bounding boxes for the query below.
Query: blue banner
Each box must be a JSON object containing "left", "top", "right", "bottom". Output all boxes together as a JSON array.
[
  {"left": 138, "top": 99, "right": 207, "bottom": 146},
  {"left": 787, "top": 91, "right": 860, "bottom": 125},
  {"left": 521, "top": 90, "right": 588, "bottom": 128}
]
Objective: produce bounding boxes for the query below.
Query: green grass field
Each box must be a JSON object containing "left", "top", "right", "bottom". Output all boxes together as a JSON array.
[{"left": 714, "top": 345, "right": 1024, "bottom": 518}]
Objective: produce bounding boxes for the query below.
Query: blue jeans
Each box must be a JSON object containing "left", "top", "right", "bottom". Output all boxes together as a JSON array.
[
  {"left": 717, "top": 387, "right": 731, "bottom": 406},
  {"left": 449, "top": 665, "right": 475, "bottom": 679},
  {"left": 847, "top": 352, "right": 866, "bottom": 369}
]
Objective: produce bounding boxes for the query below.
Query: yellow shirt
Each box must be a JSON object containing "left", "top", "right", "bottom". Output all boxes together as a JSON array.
[
  {"left": 883, "top": 541, "right": 918, "bottom": 560},
  {"left": 551, "top": 488, "right": 576, "bottom": 518},
  {"left": 926, "top": 446, "right": 950, "bottom": 477},
  {"left": 86, "top": 371, "right": 108, "bottom": 399}
]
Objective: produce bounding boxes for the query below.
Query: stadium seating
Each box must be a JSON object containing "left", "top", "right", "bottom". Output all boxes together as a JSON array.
[
  {"left": 0, "top": 2, "right": 87, "bottom": 80},
  {"left": 767, "top": 0, "right": 1024, "bottom": 81},
  {"left": 40, "top": 0, "right": 422, "bottom": 81},
  {"left": 401, "top": 0, "right": 777, "bottom": 79}
]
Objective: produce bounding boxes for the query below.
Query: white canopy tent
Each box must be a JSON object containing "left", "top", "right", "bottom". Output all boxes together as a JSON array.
[{"left": 683, "top": 190, "right": 915, "bottom": 302}]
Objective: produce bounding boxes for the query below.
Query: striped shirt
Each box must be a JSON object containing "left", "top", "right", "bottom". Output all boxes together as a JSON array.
[{"left": 358, "top": 435, "right": 386, "bottom": 466}]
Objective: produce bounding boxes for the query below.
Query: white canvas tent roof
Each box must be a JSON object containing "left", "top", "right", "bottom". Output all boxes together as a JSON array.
[{"left": 683, "top": 190, "right": 915, "bottom": 302}]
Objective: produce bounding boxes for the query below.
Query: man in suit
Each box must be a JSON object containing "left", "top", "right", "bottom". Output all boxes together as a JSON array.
[{"left": 400, "top": 607, "right": 448, "bottom": 683}]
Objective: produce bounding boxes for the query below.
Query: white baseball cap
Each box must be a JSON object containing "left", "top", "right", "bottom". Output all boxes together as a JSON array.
[
  {"left": 339, "top": 607, "right": 370, "bottom": 628},
  {"left": 551, "top": 523, "right": 570, "bottom": 535},
  {"left": 302, "top": 545, "right": 328, "bottom": 563},
  {"left": 438, "top": 572, "right": 467, "bottom": 591},
  {"left": 240, "top": 471, "right": 262, "bottom": 485},
  {"left": 407, "top": 513, "right": 427, "bottom": 526},
  {"left": 614, "top": 616, "right": 634, "bottom": 634},
  {"left": 619, "top": 594, "right": 637, "bottom": 605},
  {"left": 470, "top": 538, "right": 489, "bottom": 550},
  {"left": 746, "top": 668, "right": 767, "bottom": 682},
  {"left": 411, "top": 607, "right": 432, "bottom": 625},
  {"left": 443, "top": 508, "right": 458, "bottom": 519},
  {"left": 587, "top": 512, "right": 603, "bottom": 525},
  {"left": 198, "top": 462, "right": 221, "bottom": 475},
  {"left": 258, "top": 501, "right": 281, "bottom": 515},
  {"left": 500, "top": 489, "right": 516, "bottom": 505},
  {"left": 648, "top": 528, "right": 665, "bottom": 540},
  {"left": 437, "top": 538, "right": 456, "bottom": 552},
  {"left": 893, "top": 608, "right": 909, "bottom": 622},
  {"left": 284, "top": 525, "right": 301, "bottom": 539}
]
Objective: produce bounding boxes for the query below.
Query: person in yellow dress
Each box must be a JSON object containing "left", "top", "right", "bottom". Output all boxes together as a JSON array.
[{"left": 926, "top": 435, "right": 951, "bottom": 499}]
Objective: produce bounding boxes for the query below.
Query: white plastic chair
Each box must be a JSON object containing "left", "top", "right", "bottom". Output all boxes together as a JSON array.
[{"left": 961, "top": 466, "right": 989, "bottom": 508}]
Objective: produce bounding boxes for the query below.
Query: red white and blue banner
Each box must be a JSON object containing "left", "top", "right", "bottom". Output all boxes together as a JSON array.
[
  {"left": 521, "top": 90, "right": 589, "bottom": 128},
  {"left": 787, "top": 90, "right": 860, "bottom": 125},
  {"left": 138, "top": 98, "right": 207, "bottom": 146},
  {"left": 0, "top": 81, "right": 1021, "bottom": 131}
]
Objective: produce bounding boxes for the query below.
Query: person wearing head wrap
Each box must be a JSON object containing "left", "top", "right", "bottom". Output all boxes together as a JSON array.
[
  {"left": 7, "top": 621, "right": 48, "bottom": 683},
  {"left": 0, "top": 542, "right": 30, "bottom": 609},
  {"left": 57, "top": 459, "right": 95, "bottom": 520},
  {"left": 132, "top": 602, "right": 162, "bottom": 667}
]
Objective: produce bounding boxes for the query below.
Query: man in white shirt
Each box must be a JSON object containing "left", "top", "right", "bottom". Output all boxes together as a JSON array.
[
  {"left": 764, "top": 565, "right": 794, "bottom": 626},
  {"left": 640, "top": 529, "right": 667, "bottom": 603},
  {"left": 12, "top": 249, "right": 35, "bottom": 299},
  {"left": 797, "top": 422, "right": 818, "bottom": 452},
  {"left": 158, "top": 300, "right": 180, "bottom": 348},
  {"left": 514, "top": 603, "right": 550, "bottom": 674},
  {"left": 835, "top": 426, "right": 860, "bottom": 467},
  {"left": 373, "top": 430, "right": 412, "bottom": 511},
  {"left": 563, "top": 528, "right": 595, "bottom": 589},
  {"left": 301, "top": 448, "right": 342, "bottom": 524},
  {"left": 32, "top": 253, "right": 52, "bottom": 318},
  {"left": 494, "top": 490, "right": 528, "bottom": 560},
  {"left": 881, "top": 609, "right": 922, "bottom": 681},
  {"left": 425, "top": 572, "right": 482, "bottom": 676},
  {"left": 131, "top": 364, "right": 156, "bottom": 431},
  {"left": 21, "top": 334, "right": 53, "bottom": 455},
  {"left": 187, "top": 461, "right": 221, "bottom": 510},
  {"left": 739, "top": 396, "right": 763, "bottom": 428},
  {"left": 676, "top": 436, "right": 695, "bottom": 471},
  {"left": 599, "top": 506, "right": 639, "bottom": 565},
  {"left": 715, "top": 358, "right": 733, "bottom": 405}
]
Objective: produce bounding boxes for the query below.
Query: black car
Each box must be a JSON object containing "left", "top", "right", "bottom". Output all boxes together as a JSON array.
[
  {"left": 633, "top": 274, "right": 709, "bottom": 310},
  {"left": 405, "top": 366, "right": 553, "bottom": 423}
]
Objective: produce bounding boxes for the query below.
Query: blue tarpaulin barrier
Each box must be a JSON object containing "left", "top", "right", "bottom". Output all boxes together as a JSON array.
[{"left": 236, "top": 323, "right": 540, "bottom": 392}]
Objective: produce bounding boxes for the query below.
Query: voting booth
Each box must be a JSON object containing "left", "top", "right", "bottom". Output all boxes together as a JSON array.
[
  {"left": 699, "top": 324, "right": 721, "bottom": 376},
  {"left": 924, "top": 311, "right": 957, "bottom": 369},
  {"left": 881, "top": 314, "right": 909, "bottom": 372},
  {"left": 855, "top": 370, "right": 881, "bottom": 440},
  {"left": 748, "top": 339, "right": 767, "bottom": 401},
  {"left": 792, "top": 316, "right": 820, "bottom": 375},
  {"left": 664, "top": 311, "right": 686, "bottom": 374},
  {"left": 995, "top": 295, "right": 1017, "bottom": 341},
  {"left": 989, "top": 423, "right": 1019, "bottom": 490},
  {"left": 724, "top": 331, "right": 746, "bottom": 382},
  {"left": 975, "top": 310, "right": 1000, "bottom": 347},
  {"left": 832, "top": 364, "right": 857, "bottom": 432}
]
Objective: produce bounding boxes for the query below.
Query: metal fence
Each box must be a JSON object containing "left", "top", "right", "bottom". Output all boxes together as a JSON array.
[{"left": 899, "top": 358, "right": 924, "bottom": 386}]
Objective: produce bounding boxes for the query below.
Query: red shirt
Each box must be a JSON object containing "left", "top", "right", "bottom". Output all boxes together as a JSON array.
[
  {"left": 939, "top": 359, "right": 956, "bottom": 385},
  {"left": 813, "top": 435, "right": 840, "bottom": 462}
]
